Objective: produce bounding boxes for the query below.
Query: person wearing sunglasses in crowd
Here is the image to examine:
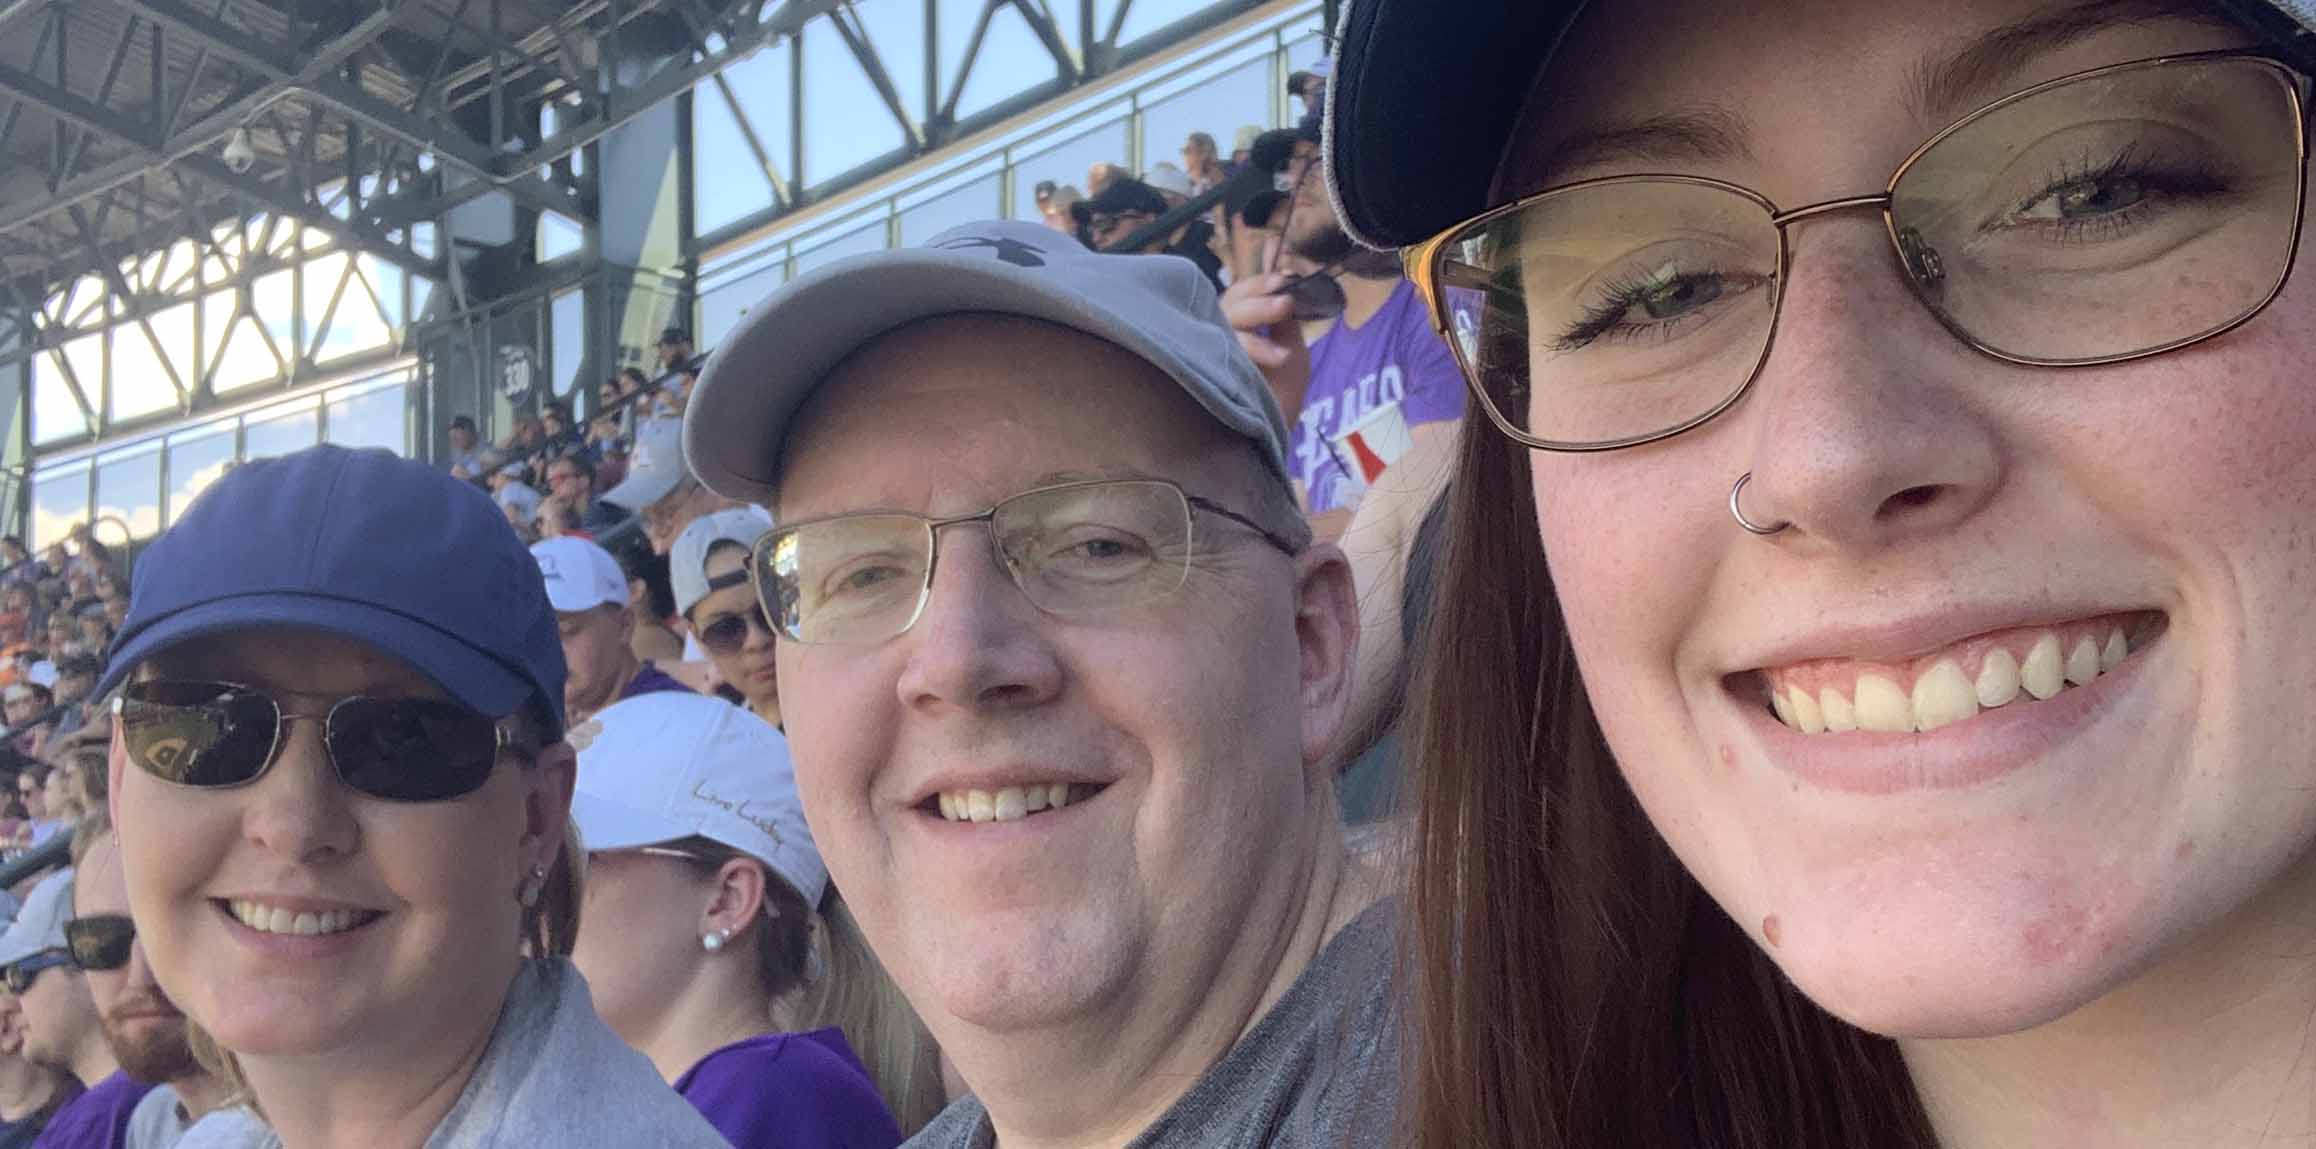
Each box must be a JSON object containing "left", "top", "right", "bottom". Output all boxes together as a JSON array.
[
  {"left": 682, "top": 219, "right": 1395, "bottom": 1147},
  {"left": 569, "top": 692, "right": 907, "bottom": 1146},
  {"left": 1322, "top": 0, "right": 2316, "bottom": 1146},
  {"left": 95, "top": 446, "right": 725, "bottom": 1149},
  {"left": 0, "top": 868, "right": 137, "bottom": 1148},
  {"left": 670, "top": 509, "right": 782, "bottom": 728},
  {"left": 58, "top": 815, "right": 227, "bottom": 1148},
  {"left": 0, "top": 988, "right": 74, "bottom": 1149}
]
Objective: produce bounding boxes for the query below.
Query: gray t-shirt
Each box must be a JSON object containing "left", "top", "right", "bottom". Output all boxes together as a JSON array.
[
  {"left": 908, "top": 900, "right": 1399, "bottom": 1149},
  {"left": 174, "top": 959, "right": 725, "bottom": 1149},
  {"left": 125, "top": 1085, "right": 191, "bottom": 1149}
]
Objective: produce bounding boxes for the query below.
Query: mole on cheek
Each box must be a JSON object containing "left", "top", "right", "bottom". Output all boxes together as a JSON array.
[{"left": 1762, "top": 914, "right": 1783, "bottom": 948}]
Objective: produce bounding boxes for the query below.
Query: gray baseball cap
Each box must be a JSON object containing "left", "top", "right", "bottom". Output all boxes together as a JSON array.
[
  {"left": 0, "top": 868, "right": 71, "bottom": 967},
  {"left": 670, "top": 505, "right": 774, "bottom": 618},
  {"left": 683, "top": 219, "right": 1293, "bottom": 508}
]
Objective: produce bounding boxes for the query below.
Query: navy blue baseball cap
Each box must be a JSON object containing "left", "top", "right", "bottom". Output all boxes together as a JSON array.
[
  {"left": 97, "top": 445, "right": 568, "bottom": 737},
  {"left": 1324, "top": 0, "right": 2316, "bottom": 249}
]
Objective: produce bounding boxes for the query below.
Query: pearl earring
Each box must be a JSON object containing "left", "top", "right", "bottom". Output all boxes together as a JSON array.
[
  {"left": 516, "top": 864, "right": 548, "bottom": 908},
  {"left": 701, "top": 928, "right": 730, "bottom": 953}
]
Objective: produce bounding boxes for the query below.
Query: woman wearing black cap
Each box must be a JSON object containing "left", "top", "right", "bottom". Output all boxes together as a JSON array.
[
  {"left": 99, "top": 445, "right": 724, "bottom": 1148},
  {"left": 1329, "top": 0, "right": 2316, "bottom": 1146}
]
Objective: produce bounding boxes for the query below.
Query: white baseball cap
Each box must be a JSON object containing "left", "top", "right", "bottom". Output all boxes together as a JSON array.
[
  {"left": 0, "top": 868, "right": 71, "bottom": 967},
  {"left": 683, "top": 219, "right": 1293, "bottom": 508},
  {"left": 670, "top": 506, "right": 774, "bottom": 618},
  {"left": 601, "top": 417, "right": 688, "bottom": 512},
  {"left": 530, "top": 536, "right": 628, "bottom": 614},
  {"left": 568, "top": 693, "right": 826, "bottom": 906},
  {"left": 1143, "top": 162, "right": 1193, "bottom": 198}
]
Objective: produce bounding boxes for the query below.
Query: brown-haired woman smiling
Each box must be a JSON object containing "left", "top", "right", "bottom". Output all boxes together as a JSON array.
[
  {"left": 1326, "top": 0, "right": 2316, "bottom": 1145},
  {"left": 100, "top": 446, "right": 724, "bottom": 1149}
]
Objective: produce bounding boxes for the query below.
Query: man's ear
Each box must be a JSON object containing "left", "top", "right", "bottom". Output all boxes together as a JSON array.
[{"left": 1290, "top": 542, "right": 1360, "bottom": 785}]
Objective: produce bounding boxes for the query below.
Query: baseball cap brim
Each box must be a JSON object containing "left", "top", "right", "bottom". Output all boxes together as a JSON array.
[
  {"left": 1325, "top": 0, "right": 1576, "bottom": 251},
  {"left": 95, "top": 594, "right": 536, "bottom": 725},
  {"left": 686, "top": 247, "right": 1289, "bottom": 507},
  {"left": 600, "top": 464, "right": 681, "bottom": 512},
  {"left": 568, "top": 790, "right": 692, "bottom": 852}
]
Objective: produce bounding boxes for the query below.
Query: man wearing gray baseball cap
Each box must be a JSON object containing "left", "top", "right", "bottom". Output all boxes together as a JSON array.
[{"left": 684, "top": 219, "right": 1395, "bottom": 1148}]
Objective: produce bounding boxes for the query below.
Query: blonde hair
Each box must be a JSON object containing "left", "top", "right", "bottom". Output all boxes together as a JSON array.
[{"left": 793, "top": 893, "right": 948, "bottom": 1134}]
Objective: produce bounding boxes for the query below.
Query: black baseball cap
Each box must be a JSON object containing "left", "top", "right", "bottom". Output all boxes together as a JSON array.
[
  {"left": 1326, "top": 0, "right": 2316, "bottom": 250},
  {"left": 1070, "top": 178, "right": 1170, "bottom": 225},
  {"left": 657, "top": 326, "right": 690, "bottom": 346}
]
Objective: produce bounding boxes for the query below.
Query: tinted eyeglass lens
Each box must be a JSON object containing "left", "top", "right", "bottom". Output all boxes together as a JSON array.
[
  {"left": 326, "top": 697, "right": 501, "bottom": 802},
  {"left": 696, "top": 609, "right": 764, "bottom": 656},
  {"left": 5, "top": 952, "right": 65, "bottom": 994},
  {"left": 63, "top": 916, "right": 133, "bottom": 972},
  {"left": 1888, "top": 55, "right": 2304, "bottom": 363},
  {"left": 118, "top": 682, "right": 280, "bottom": 787},
  {"left": 1438, "top": 54, "right": 2306, "bottom": 450}
]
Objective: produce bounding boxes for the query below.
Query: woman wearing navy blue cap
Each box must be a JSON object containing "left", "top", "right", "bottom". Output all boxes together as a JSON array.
[
  {"left": 96, "top": 445, "right": 725, "bottom": 1148},
  {"left": 1327, "top": 0, "right": 2316, "bottom": 1146}
]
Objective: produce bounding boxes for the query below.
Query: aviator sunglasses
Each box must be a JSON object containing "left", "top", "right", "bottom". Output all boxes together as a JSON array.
[{"left": 114, "top": 680, "right": 528, "bottom": 803}]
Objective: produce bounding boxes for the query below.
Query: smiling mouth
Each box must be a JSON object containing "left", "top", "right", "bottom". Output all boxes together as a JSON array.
[
  {"left": 1745, "top": 612, "right": 2166, "bottom": 736},
  {"left": 923, "top": 783, "right": 1107, "bottom": 824},
  {"left": 217, "top": 899, "right": 385, "bottom": 937}
]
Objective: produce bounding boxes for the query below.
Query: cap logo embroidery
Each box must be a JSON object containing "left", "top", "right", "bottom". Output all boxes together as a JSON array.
[
  {"left": 536, "top": 555, "right": 562, "bottom": 580},
  {"left": 690, "top": 779, "right": 785, "bottom": 844},
  {"left": 935, "top": 236, "right": 1046, "bottom": 268}
]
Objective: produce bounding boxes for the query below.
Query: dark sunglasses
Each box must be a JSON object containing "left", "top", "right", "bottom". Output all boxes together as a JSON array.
[
  {"left": 3, "top": 950, "right": 71, "bottom": 994},
  {"left": 63, "top": 915, "right": 132, "bottom": 973},
  {"left": 692, "top": 571, "right": 774, "bottom": 656},
  {"left": 113, "top": 681, "right": 526, "bottom": 803}
]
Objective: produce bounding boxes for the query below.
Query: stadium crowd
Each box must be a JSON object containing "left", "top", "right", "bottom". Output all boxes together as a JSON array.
[{"left": 0, "top": 0, "right": 2312, "bottom": 1145}]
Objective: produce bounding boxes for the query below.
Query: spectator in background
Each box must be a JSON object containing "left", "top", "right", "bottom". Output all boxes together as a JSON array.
[
  {"left": 1285, "top": 59, "right": 1328, "bottom": 127},
  {"left": 540, "top": 404, "right": 581, "bottom": 459},
  {"left": 4, "top": 690, "right": 51, "bottom": 762},
  {"left": 11, "top": 766, "right": 57, "bottom": 850},
  {"left": 1142, "top": 163, "right": 1193, "bottom": 207},
  {"left": 0, "top": 988, "right": 75, "bottom": 1147},
  {"left": 0, "top": 589, "right": 31, "bottom": 651},
  {"left": 94, "top": 605, "right": 120, "bottom": 639},
  {"left": 1085, "top": 161, "right": 1128, "bottom": 197},
  {"left": 61, "top": 531, "right": 108, "bottom": 585},
  {"left": 604, "top": 538, "right": 686, "bottom": 668},
  {"left": 670, "top": 510, "right": 780, "bottom": 729},
  {"left": 444, "top": 415, "right": 488, "bottom": 481},
  {"left": 533, "top": 536, "right": 693, "bottom": 725},
  {"left": 601, "top": 421, "right": 741, "bottom": 556},
  {"left": 1032, "top": 182, "right": 1082, "bottom": 236},
  {"left": 544, "top": 453, "right": 625, "bottom": 536},
  {"left": 0, "top": 541, "right": 35, "bottom": 588},
  {"left": 1218, "top": 179, "right": 1285, "bottom": 285},
  {"left": 488, "top": 464, "right": 544, "bottom": 538},
  {"left": 68, "top": 614, "right": 105, "bottom": 664},
  {"left": 38, "top": 620, "right": 69, "bottom": 663},
  {"left": 41, "top": 660, "right": 94, "bottom": 745},
  {"left": 67, "top": 821, "right": 232, "bottom": 1148},
  {"left": 36, "top": 769, "right": 75, "bottom": 832},
  {"left": 656, "top": 329, "right": 699, "bottom": 420},
  {"left": 569, "top": 694, "right": 906, "bottom": 1147},
  {"left": 1227, "top": 124, "right": 1262, "bottom": 170},
  {"left": 1180, "top": 132, "right": 1222, "bottom": 195},
  {"left": 0, "top": 871, "right": 140, "bottom": 1139},
  {"left": 1220, "top": 154, "right": 1464, "bottom": 540},
  {"left": 532, "top": 497, "right": 582, "bottom": 542},
  {"left": 684, "top": 220, "right": 1393, "bottom": 1147},
  {"left": 1074, "top": 179, "right": 1223, "bottom": 290}
]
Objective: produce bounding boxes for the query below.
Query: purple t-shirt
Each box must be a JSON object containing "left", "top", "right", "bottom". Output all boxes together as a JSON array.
[
  {"left": 673, "top": 1028, "right": 901, "bottom": 1149},
  {"left": 30, "top": 1071, "right": 150, "bottom": 1149},
  {"left": 617, "top": 660, "right": 694, "bottom": 702},
  {"left": 1290, "top": 278, "right": 1466, "bottom": 514}
]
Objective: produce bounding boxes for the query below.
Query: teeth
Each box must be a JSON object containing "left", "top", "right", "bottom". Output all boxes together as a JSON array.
[
  {"left": 933, "top": 783, "right": 1083, "bottom": 822},
  {"left": 1853, "top": 674, "right": 1912, "bottom": 733},
  {"left": 228, "top": 900, "right": 363, "bottom": 936},
  {"left": 1819, "top": 688, "right": 1856, "bottom": 732},
  {"left": 1786, "top": 687, "right": 1825, "bottom": 735},
  {"left": 2020, "top": 634, "right": 2066, "bottom": 700},
  {"left": 1910, "top": 660, "right": 1978, "bottom": 732},
  {"left": 1975, "top": 648, "right": 2021, "bottom": 709},
  {"left": 1769, "top": 625, "right": 2143, "bottom": 737}
]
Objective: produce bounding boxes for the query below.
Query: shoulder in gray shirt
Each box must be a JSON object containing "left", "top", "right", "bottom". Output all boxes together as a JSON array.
[{"left": 909, "top": 899, "right": 1400, "bottom": 1149}]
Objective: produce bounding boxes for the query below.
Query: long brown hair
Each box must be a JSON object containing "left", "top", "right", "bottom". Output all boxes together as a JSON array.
[{"left": 1399, "top": 419, "right": 1937, "bottom": 1148}]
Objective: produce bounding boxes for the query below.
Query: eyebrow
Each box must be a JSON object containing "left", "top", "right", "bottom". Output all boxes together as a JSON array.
[{"left": 1519, "top": 0, "right": 2239, "bottom": 187}]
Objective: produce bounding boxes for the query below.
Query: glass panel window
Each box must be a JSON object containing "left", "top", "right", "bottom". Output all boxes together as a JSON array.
[
  {"left": 28, "top": 462, "right": 89, "bottom": 550},
  {"left": 550, "top": 290, "right": 586, "bottom": 397},
  {"left": 165, "top": 423, "right": 237, "bottom": 526},
  {"left": 899, "top": 173, "right": 1003, "bottom": 245},
  {"left": 243, "top": 401, "right": 318, "bottom": 462},
  {"left": 94, "top": 445, "right": 163, "bottom": 540},
  {"left": 324, "top": 379, "right": 407, "bottom": 454}
]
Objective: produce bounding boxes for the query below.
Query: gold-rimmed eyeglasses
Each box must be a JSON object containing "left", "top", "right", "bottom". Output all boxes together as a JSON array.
[
  {"left": 749, "top": 479, "right": 1302, "bottom": 646},
  {"left": 1403, "top": 49, "right": 2313, "bottom": 453}
]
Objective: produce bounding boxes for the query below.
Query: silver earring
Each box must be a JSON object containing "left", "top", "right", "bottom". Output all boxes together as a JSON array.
[
  {"left": 701, "top": 928, "right": 729, "bottom": 953},
  {"left": 1729, "top": 472, "right": 1790, "bottom": 537},
  {"left": 516, "top": 864, "right": 548, "bottom": 908}
]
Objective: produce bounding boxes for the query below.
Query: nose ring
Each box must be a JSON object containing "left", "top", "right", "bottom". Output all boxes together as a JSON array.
[{"left": 1729, "top": 472, "right": 1790, "bottom": 537}]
